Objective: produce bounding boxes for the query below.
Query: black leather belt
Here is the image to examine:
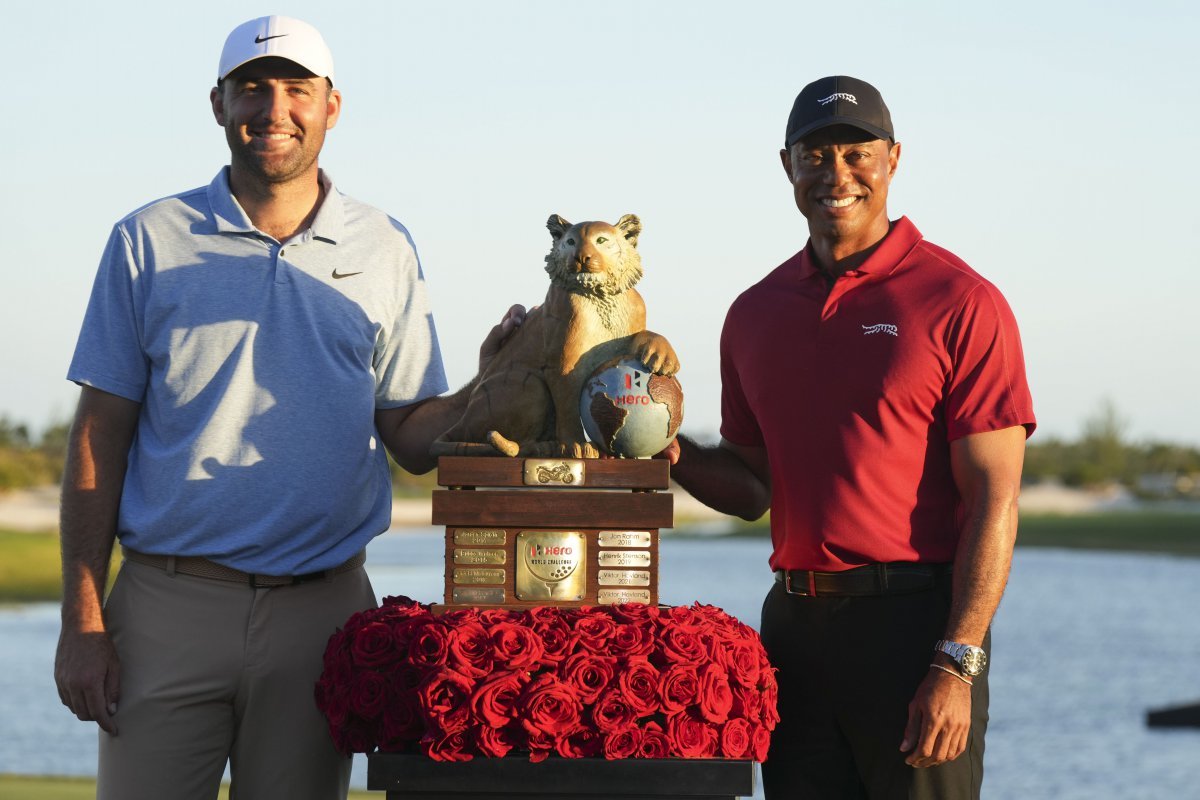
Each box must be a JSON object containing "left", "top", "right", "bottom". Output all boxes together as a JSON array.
[
  {"left": 122, "top": 546, "right": 366, "bottom": 588},
  {"left": 774, "top": 562, "right": 950, "bottom": 597}
]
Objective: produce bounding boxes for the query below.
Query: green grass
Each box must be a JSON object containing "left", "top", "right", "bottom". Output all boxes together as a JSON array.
[
  {"left": 0, "top": 530, "right": 120, "bottom": 604},
  {"left": 0, "top": 774, "right": 376, "bottom": 799},
  {"left": 1017, "top": 511, "right": 1200, "bottom": 555},
  {"left": 714, "top": 510, "right": 1200, "bottom": 556}
]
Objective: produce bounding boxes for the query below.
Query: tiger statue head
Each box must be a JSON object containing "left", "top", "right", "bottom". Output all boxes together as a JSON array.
[{"left": 544, "top": 213, "right": 644, "bottom": 299}]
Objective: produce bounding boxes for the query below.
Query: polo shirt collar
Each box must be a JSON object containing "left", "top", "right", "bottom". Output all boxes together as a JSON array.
[
  {"left": 794, "top": 216, "right": 923, "bottom": 281},
  {"left": 206, "top": 167, "right": 345, "bottom": 244}
]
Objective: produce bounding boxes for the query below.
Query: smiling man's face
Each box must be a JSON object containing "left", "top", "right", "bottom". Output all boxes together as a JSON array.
[
  {"left": 211, "top": 57, "right": 341, "bottom": 187},
  {"left": 781, "top": 124, "right": 900, "bottom": 259}
]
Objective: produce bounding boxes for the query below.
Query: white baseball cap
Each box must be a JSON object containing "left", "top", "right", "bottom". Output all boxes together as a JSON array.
[{"left": 218, "top": 15, "right": 335, "bottom": 85}]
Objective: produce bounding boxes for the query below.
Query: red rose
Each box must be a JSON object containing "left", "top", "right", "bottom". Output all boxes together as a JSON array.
[
  {"left": 592, "top": 688, "right": 637, "bottom": 733},
  {"left": 662, "top": 604, "right": 707, "bottom": 633},
  {"left": 475, "top": 723, "right": 519, "bottom": 758},
  {"left": 721, "top": 640, "right": 762, "bottom": 689},
  {"left": 417, "top": 668, "right": 474, "bottom": 734},
  {"left": 380, "top": 595, "right": 428, "bottom": 615},
  {"left": 478, "top": 607, "right": 520, "bottom": 626},
  {"left": 490, "top": 621, "right": 545, "bottom": 671},
  {"left": 519, "top": 674, "right": 583, "bottom": 740},
  {"left": 351, "top": 621, "right": 398, "bottom": 668},
  {"left": 719, "top": 717, "right": 752, "bottom": 759},
  {"left": 659, "top": 627, "right": 708, "bottom": 666},
  {"left": 571, "top": 609, "right": 617, "bottom": 653},
  {"left": 760, "top": 678, "right": 781, "bottom": 727},
  {"left": 557, "top": 728, "right": 604, "bottom": 759},
  {"left": 529, "top": 611, "right": 578, "bottom": 666},
  {"left": 638, "top": 721, "right": 671, "bottom": 759},
  {"left": 333, "top": 718, "right": 375, "bottom": 755},
  {"left": 349, "top": 669, "right": 389, "bottom": 720},
  {"left": 608, "top": 602, "right": 661, "bottom": 626},
  {"left": 561, "top": 652, "right": 617, "bottom": 704},
  {"left": 611, "top": 622, "right": 655, "bottom": 658},
  {"left": 730, "top": 685, "right": 762, "bottom": 720},
  {"left": 751, "top": 723, "right": 771, "bottom": 762},
  {"left": 448, "top": 621, "right": 493, "bottom": 679},
  {"left": 525, "top": 728, "right": 555, "bottom": 762},
  {"left": 603, "top": 726, "right": 640, "bottom": 759},
  {"left": 379, "top": 692, "right": 423, "bottom": 749},
  {"left": 421, "top": 728, "right": 474, "bottom": 762},
  {"left": 470, "top": 670, "right": 529, "bottom": 728},
  {"left": 667, "top": 712, "right": 719, "bottom": 758},
  {"left": 658, "top": 664, "right": 700, "bottom": 713},
  {"left": 407, "top": 621, "right": 451, "bottom": 668},
  {"left": 697, "top": 663, "right": 733, "bottom": 723},
  {"left": 617, "top": 657, "right": 661, "bottom": 716}
]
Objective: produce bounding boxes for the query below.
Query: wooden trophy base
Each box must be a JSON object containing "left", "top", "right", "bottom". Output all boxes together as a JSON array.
[{"left": 432, "top": 456, "right": 671, "bottom": 611}]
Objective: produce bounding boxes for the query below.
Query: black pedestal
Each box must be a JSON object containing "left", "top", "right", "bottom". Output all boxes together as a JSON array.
[{"left": 367, "top": 754, "right": 757, "bottom": 800}]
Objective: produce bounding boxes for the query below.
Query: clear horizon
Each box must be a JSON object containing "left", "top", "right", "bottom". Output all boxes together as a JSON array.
[{"left": 3, "top": 0, "right": 1197, "bottom": 446}]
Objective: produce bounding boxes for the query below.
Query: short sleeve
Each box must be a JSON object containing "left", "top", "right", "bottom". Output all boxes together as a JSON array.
[
  {"left": 66, "top": 224, "right": 149, "bottom": 402},
  {"left": 718, "top": 305, "right": 765, "bottom": 447},
  {"left": 373, "top": 243, "right": 449, "bottom": 408},
  {"left": 944, "top": 283, "right": 1036, "bottom": 441}
]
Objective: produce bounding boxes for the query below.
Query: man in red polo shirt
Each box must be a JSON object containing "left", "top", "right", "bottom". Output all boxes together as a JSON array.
[{"left": 668, "top": 76, "right": 1035, "bottom": 799}]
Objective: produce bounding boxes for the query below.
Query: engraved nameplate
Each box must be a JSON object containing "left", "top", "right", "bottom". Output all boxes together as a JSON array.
[
  {"left": 453, "top": 587, "right": 506, "bottom": 605},
  {"left": 598, "top": 589, "right": 652, "bottom": 605},
  {"left": 598, "top": 551, "right": 652, "bottom": 568},
  {"left": 598, "top": 530, "right": 652, "bottom": 548},
  {"left": 454, "top": 548, "right": 507, "bottom": 565},
  {"left": 598, "top": 569, "right": 651, "bottom": 587},
  {"left": 515, "top": 531, "right": 586, "bottom": 601},
  {"left": 454, "top": 529, "right": 507, "bottom": 546},
  {"left": 453, "top": 568, "right": 506, "bottom": 585},
  {"left": 522, "top": 459, "right": 585, "bottom": 487}
]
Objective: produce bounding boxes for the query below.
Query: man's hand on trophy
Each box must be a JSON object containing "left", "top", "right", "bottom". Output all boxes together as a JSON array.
[
  {"left": 631, "top": 330, "right": 680, "bottom": 376},
  {"left": 478, "top": 304, "right": 529, "bottom": 373}
]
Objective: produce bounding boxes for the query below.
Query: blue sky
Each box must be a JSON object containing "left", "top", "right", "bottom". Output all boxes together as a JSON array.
[{"left": 3, "top": 0, "right": 1198, "bottom": 445}]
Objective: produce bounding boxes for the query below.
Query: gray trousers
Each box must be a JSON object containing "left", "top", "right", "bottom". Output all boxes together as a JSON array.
[
  {"left": 97, "top": 558, "right": 376, "bottom": 800},
  {"left": 760, "top": 580, "right": 990, "bottom": 800}
]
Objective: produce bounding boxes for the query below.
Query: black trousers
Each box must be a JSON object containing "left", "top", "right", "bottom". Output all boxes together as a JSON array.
[{"left": 759, "top": 579, "right": 989, "bottom": 800}]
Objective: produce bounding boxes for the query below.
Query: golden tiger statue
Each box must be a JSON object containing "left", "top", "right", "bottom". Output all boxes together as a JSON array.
[{"left": 431, "top": 213, "right": 679, "bottom": 458}]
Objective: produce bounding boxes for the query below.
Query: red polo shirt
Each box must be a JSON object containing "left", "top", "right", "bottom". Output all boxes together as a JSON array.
[{"left": 720, "top": 217, "right": 1035, "bottom": 572}]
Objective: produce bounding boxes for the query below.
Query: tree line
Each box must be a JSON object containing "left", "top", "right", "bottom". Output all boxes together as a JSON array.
[{"left": 2, "top": 403, "right": 1198, "bottom": 497}]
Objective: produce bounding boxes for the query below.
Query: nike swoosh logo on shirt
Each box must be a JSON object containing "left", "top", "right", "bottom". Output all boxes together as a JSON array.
[{"left": 332, "top": 269, "right": 363, "bottom": 280}]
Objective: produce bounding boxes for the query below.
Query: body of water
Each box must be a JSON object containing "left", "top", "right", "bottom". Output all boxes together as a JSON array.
[{"left": 2, "top": 530, "right": 1197, "bottom": 799}]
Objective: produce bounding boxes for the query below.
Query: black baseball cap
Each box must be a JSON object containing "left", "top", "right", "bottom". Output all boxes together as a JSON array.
[{"left": 784, "top": 76, "right": 894, "bottom": 148}]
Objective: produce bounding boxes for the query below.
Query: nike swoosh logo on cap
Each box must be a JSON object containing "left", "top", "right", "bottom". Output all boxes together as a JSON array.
[{"left": 254, "top": 34, "right": 288, "bottom": 43}]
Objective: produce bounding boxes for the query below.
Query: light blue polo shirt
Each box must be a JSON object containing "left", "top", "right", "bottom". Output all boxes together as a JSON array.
[{"left": 68, "top": 168, "right": 448, "bottom": 574}]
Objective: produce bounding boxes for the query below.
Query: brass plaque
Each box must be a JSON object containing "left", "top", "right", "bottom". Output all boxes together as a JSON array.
[
  {"left": 454, "top": 548, "right": 507, "bottom": 565},
  {"left": 515, "top": 531, "right": 586, "bottom": 601},
  {"left": 598, "top": 530, "right": 652, "bottom": 548},
  {"left": 598, "top": 569, "right": 651, "bottom": 587},
  {"left": 454, "top": 529, "right": 506, "bottom": 546},
  {"left": 598, "top": 589, "right": 652, "bottom": 605},
  {"left": 598, "top": 551, "right": 652, "bottom": 568},
  {"left": 522, "top": 459, "right": 585, "bottom": 487},
  {"left": 453, "top": 568, "right": 506, "bottom": 585},
  {"left": 453, "top": 587, "right": 506, "bottom": 605}
]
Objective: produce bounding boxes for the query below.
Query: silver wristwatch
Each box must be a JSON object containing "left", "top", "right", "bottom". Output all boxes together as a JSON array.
[{"left": 934, "top": 640, "right": 987, "bottom": 677}]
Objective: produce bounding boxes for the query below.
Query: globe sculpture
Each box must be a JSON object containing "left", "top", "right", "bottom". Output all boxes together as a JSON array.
[{"left": 579, "top": 358, "right": 684, "bottom": 458}]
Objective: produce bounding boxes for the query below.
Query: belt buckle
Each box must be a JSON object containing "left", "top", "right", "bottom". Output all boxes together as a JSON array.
[{"left": 783, "top": 570, "right": 818, "bottom": 597}]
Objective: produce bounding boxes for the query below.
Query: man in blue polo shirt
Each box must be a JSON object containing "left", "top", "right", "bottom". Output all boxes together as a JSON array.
[{"left": 53, "top": 16, "right": 516, "bottom": 800}]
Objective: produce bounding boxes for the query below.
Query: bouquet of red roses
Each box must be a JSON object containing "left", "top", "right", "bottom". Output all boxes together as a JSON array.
[{"left": 315, "top": 597, "right": 778, "bottom": 762}]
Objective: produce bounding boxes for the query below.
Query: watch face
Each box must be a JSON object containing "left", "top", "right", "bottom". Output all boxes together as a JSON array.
[{"left": 961, "top": 647, "right": 987, "bottom": 677}]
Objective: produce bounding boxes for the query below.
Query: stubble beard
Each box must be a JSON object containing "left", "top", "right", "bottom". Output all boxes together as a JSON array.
[{"left": 226, "top": 125, "right": 321, "bottom": 187}]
